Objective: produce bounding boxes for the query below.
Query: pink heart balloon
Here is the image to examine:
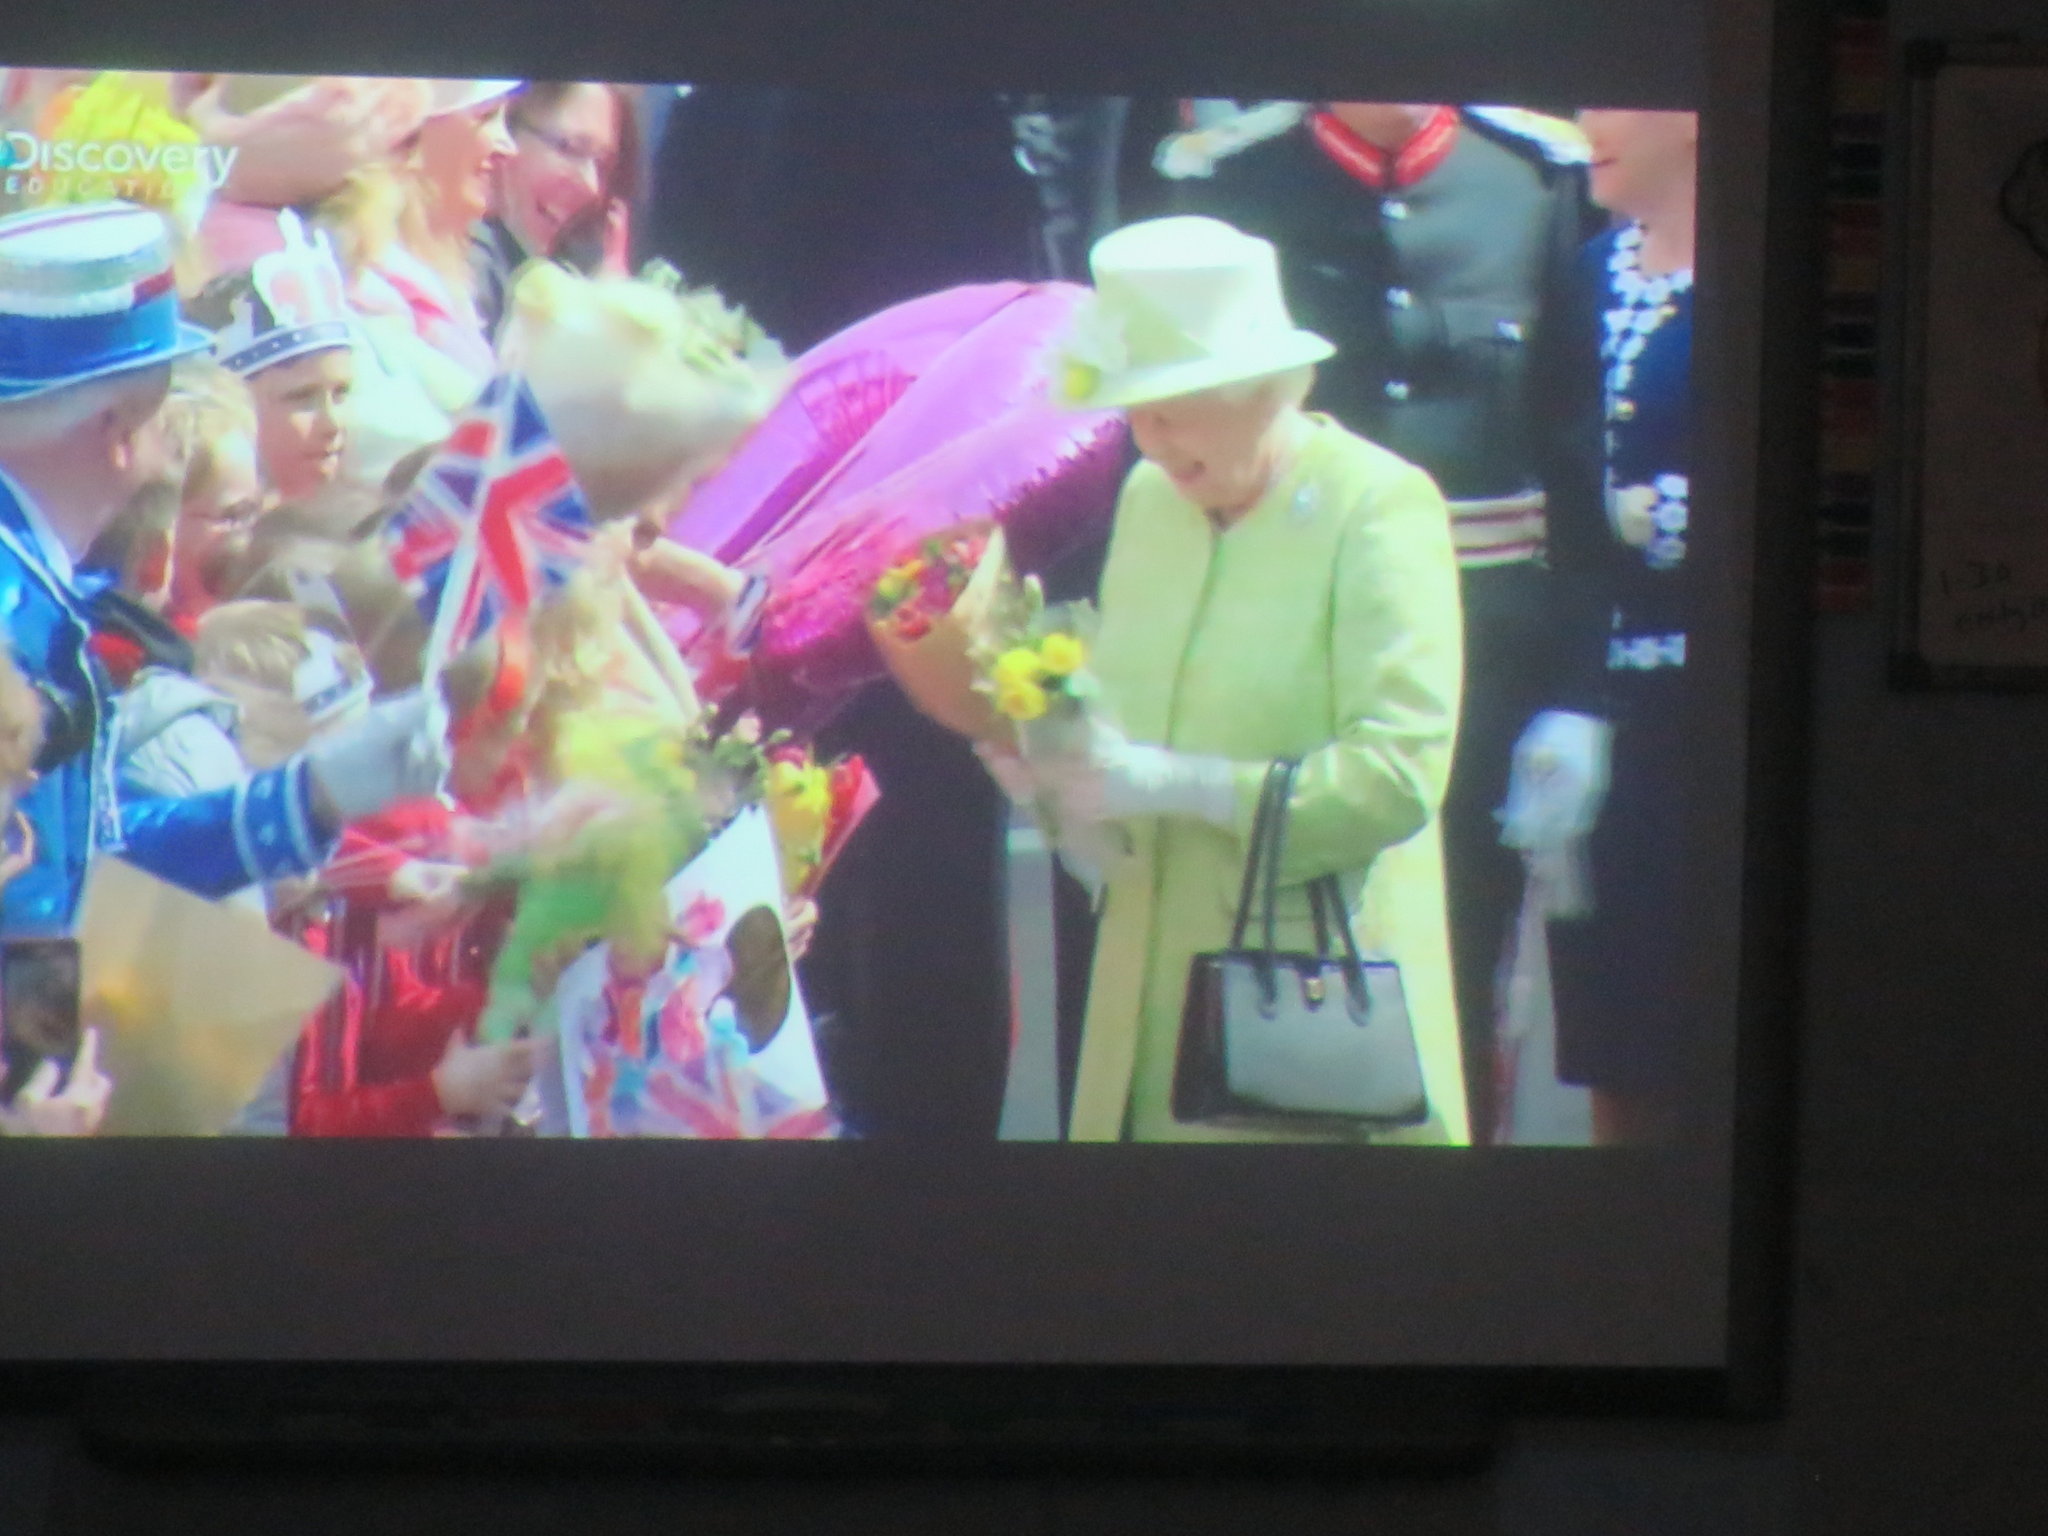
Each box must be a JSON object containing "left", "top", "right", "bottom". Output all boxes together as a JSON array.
[
  {"left": 666, "top": 280, "right": 1132, "bottom": 722},
  {"left": 666, "top": 282, "right": 1035, "bottom": 566}
]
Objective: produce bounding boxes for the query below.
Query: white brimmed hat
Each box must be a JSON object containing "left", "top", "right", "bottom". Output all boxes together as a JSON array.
[
  {"left": 423, "top": 79, "right": 521, "bottom": 118},
  {"left": 0, "top": 202, "right": 213, "bottom": 403},
  {"left": 1050, "top": 215, "right": 1334, "bottom": 412}
]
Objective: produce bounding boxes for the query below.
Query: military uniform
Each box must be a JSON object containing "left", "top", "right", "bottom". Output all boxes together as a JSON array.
[
  {"left": 1546, "top": 222, "right": 1698, "bottom": 1102},
  {"left": 1159, "top": 104, "right": 1609, "bottom": 1143}
]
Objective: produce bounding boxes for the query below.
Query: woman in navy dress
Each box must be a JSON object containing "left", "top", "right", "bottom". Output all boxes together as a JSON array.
[{"left": 1542, "top": 110, "right": 1699, "bottom": 1146}]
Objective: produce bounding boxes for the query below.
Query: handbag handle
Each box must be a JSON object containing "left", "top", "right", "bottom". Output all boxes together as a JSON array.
[
  {"left": 1226, "top": 758, "right": 1295, "bottom": 952},
  {"left": 1308, "top": 875, "right": 1372, "bottom": 1016},
  {"left": 1255, "top": 759, "right": 1305, "bottom": 1013},
  {"left": 1259, "top": 759, "right": 1298, "bottom": 964},
  {"left": 1236, "top": 757, "right": 1374, "bottom": 1020}
]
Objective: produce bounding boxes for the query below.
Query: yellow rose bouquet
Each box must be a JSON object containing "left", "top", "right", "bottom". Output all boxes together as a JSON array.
[
  {"left": 969, "top": 564, "right": 1100, "bottom": 759},
  {"left": 761, "top": 741, "right": 879, "bottom": 900}
]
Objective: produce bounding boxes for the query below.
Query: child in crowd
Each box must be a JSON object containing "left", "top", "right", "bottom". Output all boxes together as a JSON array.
[
  {"left": 179, "top": 598, "right": 518, "bottom": 1136},
  {"left": 185, "top": 213, "right": 359, "bottom": 510},
  {"left": 160, "top": 361, "right": 268, "bottom": 631},
  {"left": 192, "top": 600, "right": 374, "bottom": 771}
]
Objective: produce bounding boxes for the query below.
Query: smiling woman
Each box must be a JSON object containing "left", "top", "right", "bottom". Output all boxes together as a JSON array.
[
  {"left": 991, "top": 215, "right": 1469, "bottom": 1145},
  {"left": 472, "top": 81, "right": 642, "bottom": 337}
]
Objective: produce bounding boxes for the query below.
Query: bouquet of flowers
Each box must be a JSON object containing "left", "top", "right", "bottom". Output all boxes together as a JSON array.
[
  {"left": 864, "top": 521, "right": 1011, "bottom": 739},
  {"left": 496, "top": 258, "right": 790, "bottom": 522},
  {"left": 761, "top": 739, "right": 880, "bottom": 900},
  {"left": 971, "top": 568, "right": 1100, "bottom": 757},
  {"left": 961, "top": 571, "right": 1102, "bottom": 849},
  {"left": 471, "top": 706, "right": 801, "bottom": 1045}
]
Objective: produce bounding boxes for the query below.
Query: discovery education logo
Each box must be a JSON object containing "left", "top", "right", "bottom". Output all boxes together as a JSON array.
[{"left": 1, "top": 131, "right": 238, "bottom": 200}]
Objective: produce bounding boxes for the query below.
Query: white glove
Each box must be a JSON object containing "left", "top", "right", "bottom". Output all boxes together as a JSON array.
[
  {"left": 977, "top": 740, "right": 1110, "bottom": 900},
  {"left": 1500, "top": 711, "right": 1612, "bottom": 851},
  {"left": 973, "top": 741, "right": 1041, "bottom": 809},
  {"left": 1064, "top": 718, "right": 1238, "bottom": 829},
  {"left": 303, "top": 690, "right": 452, "bottom": 824}
]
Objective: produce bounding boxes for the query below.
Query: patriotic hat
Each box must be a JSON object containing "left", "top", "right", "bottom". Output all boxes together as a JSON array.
[
  {"left": 0, "top": 202, "right": 213, "bottom": 404},
  {"left": 213, "top": 212, "right": 356, "bottom": 378},
  {"left": 291, "top": 628, "right": 372, "bottom": 730}
]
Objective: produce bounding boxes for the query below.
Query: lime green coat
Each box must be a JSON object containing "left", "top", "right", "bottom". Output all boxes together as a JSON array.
[{"left": 1072, "top": 416, "right": 1470, "bottom": 1144}]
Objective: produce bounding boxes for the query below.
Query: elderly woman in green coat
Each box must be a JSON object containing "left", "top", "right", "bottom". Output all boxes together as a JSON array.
[{"left": 985, "top": 215, "right": 1471, "bottom": 1144}]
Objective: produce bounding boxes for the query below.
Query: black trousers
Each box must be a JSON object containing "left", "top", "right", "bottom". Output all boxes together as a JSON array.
[
  {"left": 1548, "top": 665, "right": 1697, "bottom": 1097},
  {"left": 801, "top": 684, "right": 1012, "bottom": 1143},
  {"left": 1441, "top": 562, "right": 1560, "bottom": 1146}
]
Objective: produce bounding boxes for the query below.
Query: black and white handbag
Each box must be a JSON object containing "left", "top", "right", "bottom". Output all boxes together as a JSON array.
[{"left": 1172, "top": 759, "right": 1429, "bottom": 1131}]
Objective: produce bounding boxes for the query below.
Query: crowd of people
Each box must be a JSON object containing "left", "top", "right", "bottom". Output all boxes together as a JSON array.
[{"left": 0, "top": 71, "right": 1700, "bottom": 1146}]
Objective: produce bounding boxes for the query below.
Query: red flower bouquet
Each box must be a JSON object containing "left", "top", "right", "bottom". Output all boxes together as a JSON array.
[
  {"left": 762, "top": 740, "right": 879, "bottom": 899},
  {"left": 864, "top": 522, "right": 1012, "bottom": 741}
]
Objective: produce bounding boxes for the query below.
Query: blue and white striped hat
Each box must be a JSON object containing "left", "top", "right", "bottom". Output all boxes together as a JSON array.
[{"left": 0, "top": 201, "right": 213, "bottom": 403}]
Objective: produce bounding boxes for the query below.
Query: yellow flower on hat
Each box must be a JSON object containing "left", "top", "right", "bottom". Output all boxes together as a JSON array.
[
  {"left": 1059, "top": 361, "right": 1101, "bottom": 405},
  {"left": 1052, "top": 295, "right": 1127, "bottom": 406},
  {"left": 1037, "top": 633, "right": 1085, "bottom": 678}
]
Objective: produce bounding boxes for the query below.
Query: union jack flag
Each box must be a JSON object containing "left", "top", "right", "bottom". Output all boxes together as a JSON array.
[
  {"left": 385, "top": 373, "right": 595, "bottom": 654},
  {"left": 578, "top": 1031, "right": 842, "bottom": 1141}
]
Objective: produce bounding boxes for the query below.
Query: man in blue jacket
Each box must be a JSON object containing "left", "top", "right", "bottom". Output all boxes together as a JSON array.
[{"left": 0, "top": 201, "right": 450, "bottom": 939}]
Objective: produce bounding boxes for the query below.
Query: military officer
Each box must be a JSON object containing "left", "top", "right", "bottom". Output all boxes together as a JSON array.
[{"left": 1156, "top": 100, "right": 1610, "bottom": 1144}]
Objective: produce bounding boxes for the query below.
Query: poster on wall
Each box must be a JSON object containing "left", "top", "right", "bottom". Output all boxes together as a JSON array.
[{"left": 1896, "top": 41, "right": 2048, "bottom": 686}]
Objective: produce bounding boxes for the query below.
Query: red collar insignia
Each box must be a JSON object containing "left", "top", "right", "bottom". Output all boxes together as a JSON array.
[{"left": 1309, "top": 106, "right": 1460, "bottom": 192}]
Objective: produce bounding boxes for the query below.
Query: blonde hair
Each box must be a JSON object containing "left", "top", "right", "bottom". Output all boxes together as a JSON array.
[
  {"left": 317, "top": 132, "right": 475, "bottom": 298},
  {"left": 162, "top": 359, "right": 259, "bottom": 508},
  {"left": 0, "top": 647, "right": 46, "bottom": 790},
  {"left": 193, "top": 599, "right": 368, "bottom": 767},
  {"left": 527, "top": 568, "right": 629, "bottom": 729},
  {"left": 221, "top": 516, "right": 431, "bottom": 693}
]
